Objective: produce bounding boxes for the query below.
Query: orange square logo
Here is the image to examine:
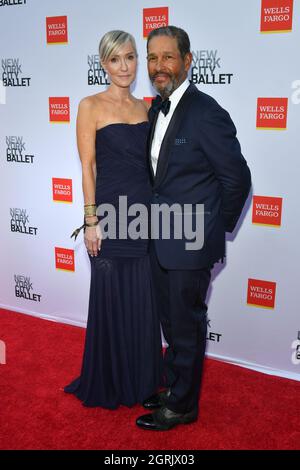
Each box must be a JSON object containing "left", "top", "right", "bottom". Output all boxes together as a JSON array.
[
  {"left": 49, "top": 97, "right": 70, "bottom": 123},
  {"left": 247, "top": 278, "right": 277, "bottom": 309},
  {"left": 260, "top": 0, "right": 293, "bottom": 33},
  {"left": 256, "top": 98, "right": 288, "bottom": 129},
  {"left": 252, "top": 196, "right": 283, "bottom": 226},
  {"left": 55, "top": 247, "right": 75, "bottom": 272},
  {"left": 52, "top": 178, "right": 73, "bottom": 203},
  {"left": 143, "top": 7, "right": 169, "bottom": 38},
  {"left": 46, "top": 16, "right": 68, "bottom": 44}
]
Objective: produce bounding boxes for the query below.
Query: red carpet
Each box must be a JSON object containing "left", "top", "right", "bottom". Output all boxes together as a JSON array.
[{"left": 0, "top": 308, "right": 299, "bottom": 450}]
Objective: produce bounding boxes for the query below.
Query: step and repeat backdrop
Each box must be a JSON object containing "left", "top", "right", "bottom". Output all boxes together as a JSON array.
[{"left": 0, "top": 0, "right": 299, "bottom": 380}]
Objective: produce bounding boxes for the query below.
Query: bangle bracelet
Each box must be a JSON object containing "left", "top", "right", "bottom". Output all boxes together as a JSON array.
[{"left": 84, "top": 206, "right": 96, "bottom": 217}]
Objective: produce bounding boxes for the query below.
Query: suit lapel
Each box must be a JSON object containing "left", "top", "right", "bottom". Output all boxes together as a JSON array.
[
  {"left": 147, "top": 111, "right": 159, "bottom": 184},
  {"left": 152, "top": 84, "right": 197, "bottom": 189}
]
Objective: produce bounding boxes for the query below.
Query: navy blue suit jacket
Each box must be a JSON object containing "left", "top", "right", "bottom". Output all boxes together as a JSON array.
[{"left": 147, "top": 83, "right": 251, "bottom": 270}]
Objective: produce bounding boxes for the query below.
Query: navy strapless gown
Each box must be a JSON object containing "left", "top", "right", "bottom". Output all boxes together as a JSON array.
[{"left": 64, "top": 122, "right": 162, "bottom": 409}]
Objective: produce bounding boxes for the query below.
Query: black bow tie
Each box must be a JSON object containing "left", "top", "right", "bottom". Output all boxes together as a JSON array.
[{"left": 151, "top": 95, "right": 171, "bottom": 116}]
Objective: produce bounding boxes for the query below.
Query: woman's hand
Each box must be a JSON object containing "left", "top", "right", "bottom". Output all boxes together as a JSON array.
[{"left": 84, "top": 217, "right": 102, "bottom": 257}]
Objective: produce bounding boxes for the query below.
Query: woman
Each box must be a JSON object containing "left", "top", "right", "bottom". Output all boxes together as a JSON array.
[{"left": 64, "top": 31, "right": 162, "bottom": 409}]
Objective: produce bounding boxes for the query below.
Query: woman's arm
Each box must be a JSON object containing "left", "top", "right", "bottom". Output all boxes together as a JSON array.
[
  {"left": 76, "top": 97, "right": 101, "bottom": 256},
  {"left": 77, "top": 97, "right": 97, "bottom": 204}
]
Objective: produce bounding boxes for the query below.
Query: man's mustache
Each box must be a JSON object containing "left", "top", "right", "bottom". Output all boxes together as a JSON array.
[{"left": 151, "top": 72, "right": 172, "bottom": 82}]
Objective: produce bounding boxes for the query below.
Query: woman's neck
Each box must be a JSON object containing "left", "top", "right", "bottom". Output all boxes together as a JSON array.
[{"left": 106, "top": 83, "right": 132, "bottom": 103}]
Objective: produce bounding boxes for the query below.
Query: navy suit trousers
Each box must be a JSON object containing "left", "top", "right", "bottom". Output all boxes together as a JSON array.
[{"left": 150, "top": 241, "right": 212, "bottom": 414}]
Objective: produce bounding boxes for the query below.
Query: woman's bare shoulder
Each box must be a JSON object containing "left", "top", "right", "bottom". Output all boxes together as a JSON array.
[
  {"left": 77, "top": 93, "right": 111, "bottom": 128},
  {"left": 78, "top": 92, "right": 108, "bottom": 108}
]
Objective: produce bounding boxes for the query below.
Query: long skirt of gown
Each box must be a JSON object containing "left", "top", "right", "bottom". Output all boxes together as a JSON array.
[
  {"left": 64, "top": 254, "right": 162, "bottom": 409},
  {"left": 65, "top": 122, "right": 162, "bottom": 408}
]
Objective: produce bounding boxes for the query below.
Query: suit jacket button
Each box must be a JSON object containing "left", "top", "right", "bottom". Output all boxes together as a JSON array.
[{"left": 154, "top": 193, "right": 159, "bottom": 197}]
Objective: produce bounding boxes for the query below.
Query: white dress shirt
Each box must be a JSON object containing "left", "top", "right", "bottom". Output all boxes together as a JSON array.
[{"left": 151, "top": 78, "right": 190, "bottom": 175}]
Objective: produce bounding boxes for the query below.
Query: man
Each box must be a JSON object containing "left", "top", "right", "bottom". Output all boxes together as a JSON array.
[{"left": 136, "top": 26, "right": 251, "bottom": 431}]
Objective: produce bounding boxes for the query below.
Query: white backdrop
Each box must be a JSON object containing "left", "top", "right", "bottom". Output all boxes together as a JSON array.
[{"left": 1, "top": 0, "right": 299, "bottom": 380}]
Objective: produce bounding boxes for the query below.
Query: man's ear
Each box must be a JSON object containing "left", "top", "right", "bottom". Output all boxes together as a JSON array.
[{"left": 184, "top": 52, "right": 192, "bottom": 72}]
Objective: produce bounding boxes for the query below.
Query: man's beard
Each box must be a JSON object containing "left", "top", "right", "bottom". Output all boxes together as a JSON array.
[{"left": 150, "top": 72, "right": 184, "bottom": 100}]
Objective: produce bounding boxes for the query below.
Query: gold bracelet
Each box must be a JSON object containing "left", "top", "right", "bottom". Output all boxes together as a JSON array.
[{"left": 84, "top": 205, "right": 97, "bottom": 217}]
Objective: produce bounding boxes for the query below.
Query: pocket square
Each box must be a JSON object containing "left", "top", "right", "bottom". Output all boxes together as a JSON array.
[{"left": 174, "top": 137, "right": 188, "bottom": 145}]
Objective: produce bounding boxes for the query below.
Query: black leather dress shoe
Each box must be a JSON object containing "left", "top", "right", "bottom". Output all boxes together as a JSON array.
[
  {"left": 136, "top": 406, "right": 198, "bottom": 431},
  {"left": 142, "top": 389, "right": 170, "bottom": 410}
]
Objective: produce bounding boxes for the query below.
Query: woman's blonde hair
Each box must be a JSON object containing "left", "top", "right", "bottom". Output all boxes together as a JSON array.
[{"left": 99, "top": 30, "right": 137, "bottom": 64}]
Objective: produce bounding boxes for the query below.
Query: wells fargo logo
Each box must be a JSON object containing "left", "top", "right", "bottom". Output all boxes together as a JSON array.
[
  {"left": 55, "top": 247, "right": 75, "bottom": 272},
  {"left": 256, "top": 97, "right": 288, "bottom": 129},
  {"left": 49, "top": 97, "right": 70, "bottom": 122},
  {"left": 46, "top": 16, "right": 68, "bottom": 44},
  {"left": 252, "top": 196, "right": 283, "bottom": 226},
  {"left": 260, "top": 0, "right": 293, "bottom": 33},
  {"left": 143, "top": 7, "right": 169, "bottom": 38},
  {"left": 52, "top": 178, "right": 73, "bottom": 203},
  {"left": 247, "top": 278, "right": 277, "bottom": 309}
]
